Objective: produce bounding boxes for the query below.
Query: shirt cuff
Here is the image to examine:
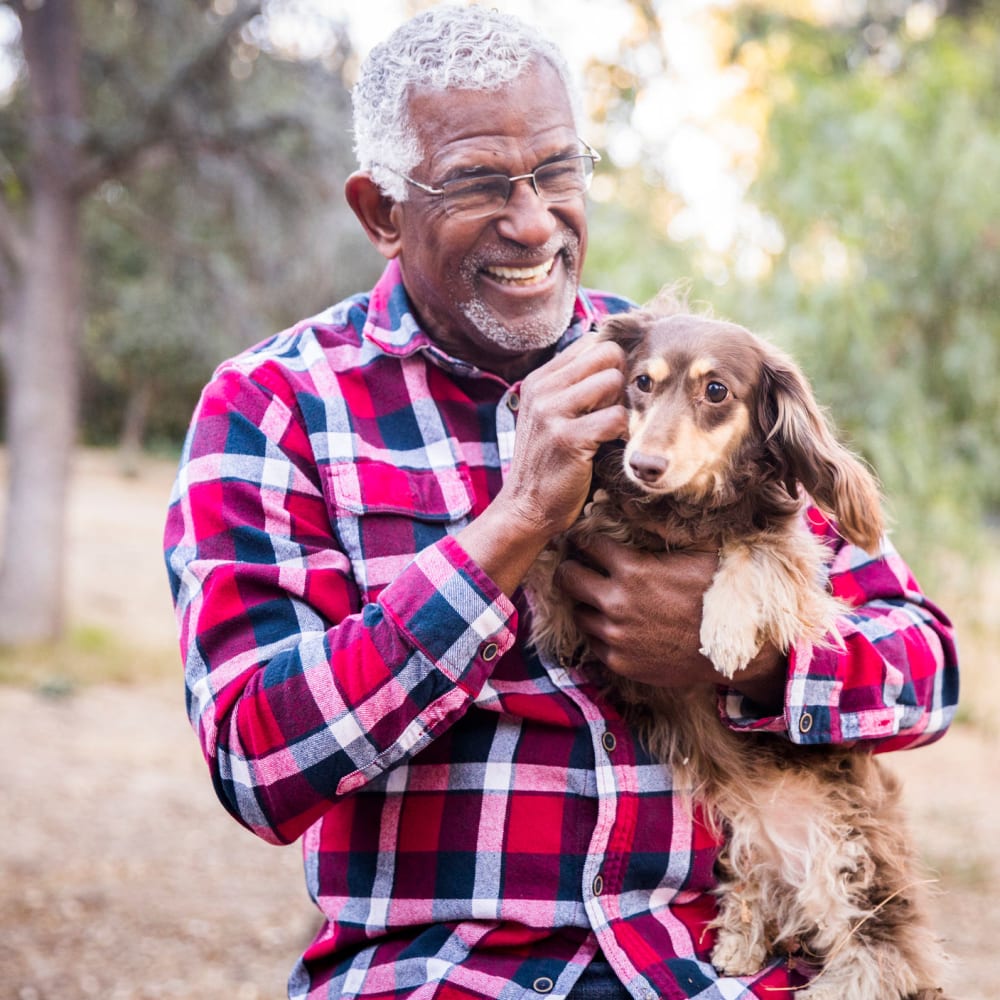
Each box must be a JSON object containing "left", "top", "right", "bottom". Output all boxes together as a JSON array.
[
  {"left": 719, "top": 686, "right": 790, "bottom": 736},
  {"left": 379, "top": 535, "right": 518, "bottom": 696}
]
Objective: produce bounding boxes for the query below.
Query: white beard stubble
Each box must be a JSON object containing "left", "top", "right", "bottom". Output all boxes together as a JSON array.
[{"left": 456, "top": 235, "right": 581, "bottom": 354}]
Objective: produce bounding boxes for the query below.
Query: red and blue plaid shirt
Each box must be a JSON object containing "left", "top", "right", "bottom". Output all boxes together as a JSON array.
[{"left": 165, "top": 260, "right": 958, "bottom": 1000}]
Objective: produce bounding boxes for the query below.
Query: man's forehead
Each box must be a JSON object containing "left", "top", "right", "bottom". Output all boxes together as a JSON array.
[
  {"left": 422, "top": 127, "right": 581, "bottom": 175},
  {"left": 405, "top": 61, "right": 576, "bottom": 163}
]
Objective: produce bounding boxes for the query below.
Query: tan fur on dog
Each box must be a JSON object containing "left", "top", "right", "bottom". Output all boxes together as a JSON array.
[{"left": 527, "top": 292, "right": 949, "bottom": 998}]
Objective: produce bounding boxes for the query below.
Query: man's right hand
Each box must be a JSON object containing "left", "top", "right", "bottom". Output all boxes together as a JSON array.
[{"left": 458, "top": 336, "right": 627, "bottom": 597}]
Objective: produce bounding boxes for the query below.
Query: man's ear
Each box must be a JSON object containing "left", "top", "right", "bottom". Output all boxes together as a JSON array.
[{"left": 345, "top": 171, "right": 402, "bottom": 260}]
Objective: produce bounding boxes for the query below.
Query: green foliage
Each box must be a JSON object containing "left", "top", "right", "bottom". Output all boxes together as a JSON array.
[
  {"left": 0, "top": 0, "right": 384, "bottom": 449},
  {"left": 77, "top": 5, "right": 384, "bottom": 447},
  {"left": 589, "top": 1, "right": 1000, "bottom": 577},
  {"left": 719, "top": 5, "right": 1000, "bottom": 572},
  {"left": 583, "top": 167, "right": 694, "bottom": 302}
]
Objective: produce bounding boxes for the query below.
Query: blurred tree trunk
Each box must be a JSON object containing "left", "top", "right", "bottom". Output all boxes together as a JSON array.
[
  {"left": 117, "top": 379, "right": 153, "bottom": 478},
  {"left": 0, "top": 0, "right": 263, "bottom": 644},
  {"left": 0, "top": 0, "right": 84, "bottom": 644}
]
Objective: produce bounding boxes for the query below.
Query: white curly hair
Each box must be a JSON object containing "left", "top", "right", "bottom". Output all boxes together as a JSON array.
[{"left": 352, "top": 4, "right": 580, "bottom": 202}]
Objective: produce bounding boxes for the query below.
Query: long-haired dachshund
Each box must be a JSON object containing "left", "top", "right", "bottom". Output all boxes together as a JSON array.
[{"left": 528, "top": 292, "right": 948, "bottom": 999}]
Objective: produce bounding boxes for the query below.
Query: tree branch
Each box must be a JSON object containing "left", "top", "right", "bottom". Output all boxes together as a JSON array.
[
  {"left": 72, "top": 0, "right": 262, "bottom": 194},
  {"left": 183, "top": 112, "right": 307, "bottom": 154},
  {"left": 176, "top": 111, "right": 315, "bottom": 180},
  {"left": 104, "top": 197, "right": 224, "bottom": 271}
]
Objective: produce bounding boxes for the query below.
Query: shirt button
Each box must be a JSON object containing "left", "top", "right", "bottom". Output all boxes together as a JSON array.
[
  {"left": 532, "top": 976, "right": 554, "bottom": 994},
  {"left": 592, "top": 874, "right": 604, "bottom": 896},
  {"left": 481, "top": 641, "right": 500, "bottom": 662},
  {"left": 506, "top": 392, "right": 520, "bottom": 412},
  {"left": 601, "top": 731, "right": 617, "bottom": 753},
  {"left": 799, "top": 712, "right": 814, "bottom": 734}
]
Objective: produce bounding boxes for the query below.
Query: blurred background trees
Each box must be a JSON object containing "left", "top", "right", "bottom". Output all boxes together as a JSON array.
[
  {"left": 583, "top": 0, "right": 1000, "bottom": 575},
  {"left": 0, "top": 0, "right": 378, "bottom": 642},
  {"left": 0, "top": 0, "right": 997, "bottom": 643}
]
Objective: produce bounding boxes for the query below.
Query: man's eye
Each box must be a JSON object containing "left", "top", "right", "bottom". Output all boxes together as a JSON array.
[
  {"left": 634, "top": 374, "right": 653, "bottom": 393},
  {"left": 446, "top": 175, "right": 506, "bottom": 198},
  {"left": 536, "top": 158, "right": 584, "bottom": 190},
  {"left": 706, "top": 381, "right": 729, "bottom": 403}
]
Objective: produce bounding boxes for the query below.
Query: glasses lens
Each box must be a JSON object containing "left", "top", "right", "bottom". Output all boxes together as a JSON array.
[
  {"left": 535, "top": 155, "right": 594, "bottom": 202},
  {"left": 441, "top": 175, "right": 510, "bottom": 219}
]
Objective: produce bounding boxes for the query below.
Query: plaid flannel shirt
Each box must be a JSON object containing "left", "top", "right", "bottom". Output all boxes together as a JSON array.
[{"left": 164, "top": 260, "right": 958, "bottom": 1000}]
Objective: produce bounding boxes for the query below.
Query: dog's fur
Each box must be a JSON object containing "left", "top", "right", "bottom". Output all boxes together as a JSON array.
[{"left": 527, "top": 294, "right": 948, "bottom": 998}]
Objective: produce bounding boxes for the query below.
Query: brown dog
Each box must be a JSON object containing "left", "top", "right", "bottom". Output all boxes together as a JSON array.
[{"left": 528, "top": 293, "right": 948, "bottom": 998}]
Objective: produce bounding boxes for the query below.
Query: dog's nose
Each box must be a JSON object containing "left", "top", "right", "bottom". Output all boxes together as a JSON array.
[{"left": 628, "top": 452, "right": 668, "bottom": 484}]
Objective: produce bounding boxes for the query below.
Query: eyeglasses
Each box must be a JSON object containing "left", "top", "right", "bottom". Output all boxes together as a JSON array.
[{"left": 383, "top": 140, "right": 601, "bottom": 221}]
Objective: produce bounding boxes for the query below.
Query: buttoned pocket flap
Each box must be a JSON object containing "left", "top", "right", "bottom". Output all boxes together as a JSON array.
[{"left": 325, "top": 460, "right": 474, "bottom": 521}]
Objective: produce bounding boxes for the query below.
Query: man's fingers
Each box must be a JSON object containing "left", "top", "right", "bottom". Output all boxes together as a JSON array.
[
  {"left": 531, "top": 338, "right": 625, "bottom": 392},
  {"left": 567, "top": 533, "right": 619, "bottom": 573},
  {"left": 498, "top": 337, "right": 627, "bottom": 540},
  {"left": 547, "top": 331, "right": 623, "bottom": 366},
  {"left": 528, "top": 351, "right": 627, "bottom": 437},
  {"left": 555, "top": 557, "right": 606, "bottom": 608},
  {"left": 570, "top": 402, "right": 628, "bottom": 449},
  {"left": 517, "top": 350, "right": 627, "bottom": 456}
]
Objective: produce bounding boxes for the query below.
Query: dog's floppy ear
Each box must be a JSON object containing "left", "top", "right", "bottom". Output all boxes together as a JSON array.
[
  {"left": 758, "top": 346, "right": 885, "bottom": 553},
  {"left": 596, "top": 310, "right": 649, "bottom": 356}
]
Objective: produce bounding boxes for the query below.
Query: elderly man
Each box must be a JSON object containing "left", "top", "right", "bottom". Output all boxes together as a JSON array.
[{"left": 164, "top": 7, "right": 957, "bottom": 1000}]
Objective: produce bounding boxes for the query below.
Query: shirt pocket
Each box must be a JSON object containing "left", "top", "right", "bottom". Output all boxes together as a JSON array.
[{"left": 322, "top": 459, "right": 475, "bottom": 601}]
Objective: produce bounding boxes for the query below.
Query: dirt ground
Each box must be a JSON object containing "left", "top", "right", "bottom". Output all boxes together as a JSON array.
[{"left": 0, "top": 450, "right": 997, "bottom": 1000}]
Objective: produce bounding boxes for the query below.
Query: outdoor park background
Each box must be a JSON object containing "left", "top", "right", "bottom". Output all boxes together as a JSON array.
[{"left": 1, "top": 1, "right": 998, "bottom": 998}]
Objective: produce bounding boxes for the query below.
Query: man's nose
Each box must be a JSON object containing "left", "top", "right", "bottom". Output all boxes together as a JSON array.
[{"left": 494, "top": 176, "right": 558, "bottom": 246}]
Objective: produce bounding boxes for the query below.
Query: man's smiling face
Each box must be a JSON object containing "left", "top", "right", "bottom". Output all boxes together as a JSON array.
[{"left": 389, "top": 58, "right": 589, "bottom": 381}]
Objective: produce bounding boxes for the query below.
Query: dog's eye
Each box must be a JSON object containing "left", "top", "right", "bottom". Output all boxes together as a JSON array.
[
  {"left": 706, "top": 382, "right": 729, "bottom": 403},
  {"left": 634, "top": 374, "right": 653, "bottom": 393}
]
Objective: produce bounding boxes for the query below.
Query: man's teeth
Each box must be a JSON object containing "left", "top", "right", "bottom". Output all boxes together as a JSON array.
[{"left": 485, "top": 259, "right": 555, "bottom": 282}]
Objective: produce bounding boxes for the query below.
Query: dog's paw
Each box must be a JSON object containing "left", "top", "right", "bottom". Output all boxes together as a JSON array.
[
  {"left": 698, "top": 616, "right": 761, "bottom": 679},
  {"left": 699, "top": 574, "right": 764, "bottom": 678},
  {"left": 711, "top": 929, "right": 767, "bottom": 978}
]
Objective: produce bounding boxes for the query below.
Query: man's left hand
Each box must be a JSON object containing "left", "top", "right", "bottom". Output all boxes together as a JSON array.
[{"left": 555, "top": 534, "right": 787, "bottom": 712}]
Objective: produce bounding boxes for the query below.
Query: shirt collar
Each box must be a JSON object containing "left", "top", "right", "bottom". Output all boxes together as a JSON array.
[{"left": 362, "top": 259, "right": 602, "bottom": 373}]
